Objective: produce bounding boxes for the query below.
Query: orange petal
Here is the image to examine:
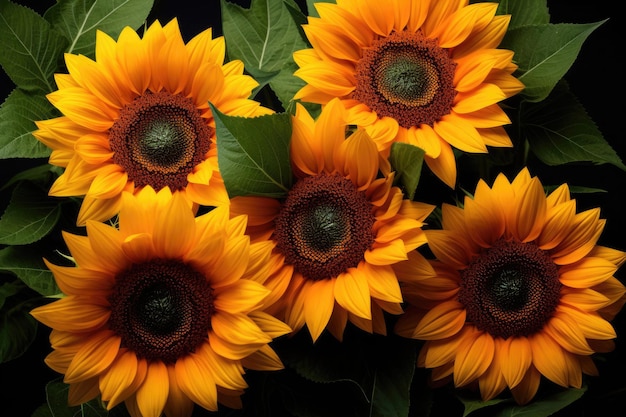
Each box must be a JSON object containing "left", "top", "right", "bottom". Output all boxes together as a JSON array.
[
  {"left": 412, "top": 300, "right": 466, "bottom": 340},
  {"left": 334, "top": 268, "right": 371, "bottom": 320},
  {"left": 304, "top": 279, "right": 336, "bottom": 342},
  {"left": 454, "top": 330, "right": 494, "bottom": 387},
  {"left": 65, "top": 330, "right": 120, "bottom": 383},
  {"left": 136, "top": 361, "right": 169, "bottom": 417},
  {"left": 500, "top": 337, "right": 532, "bottom": 389},
  {"left": 175, "top": 354, "right": 218, "bottom": 411}
]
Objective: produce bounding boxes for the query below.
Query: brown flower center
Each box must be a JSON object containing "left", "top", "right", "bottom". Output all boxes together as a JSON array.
[
  {"left": 108, "top": 259, "right": 214, "bottom": 363},
  {"left": 459, "top": 239, "right": 561, "bottom": 339},
  {"left": 109, "top": 91, "right": 213, "bottom": 191},
  {"left": 353, "top": 30, "right": 456, "bottom": 128},
  {"left": 274, "top": 173, "right": 375, "bottom": 281}
]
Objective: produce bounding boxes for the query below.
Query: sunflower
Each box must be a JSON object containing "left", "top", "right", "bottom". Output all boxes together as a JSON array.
[
  {"left": 33, "top": 18, "right": 272, "bottom": 226},
  {"left": 293, "top": 0, "right": 525, "bottom": 188},
  {"left": 394, "top": 168, "right": 626, "bottom": 404},
  {"left": 30, "top": 187, "right": 291, "bottom": 417},
  {"left": 229, "top": 98, "right": 434, "bottom": 342}
]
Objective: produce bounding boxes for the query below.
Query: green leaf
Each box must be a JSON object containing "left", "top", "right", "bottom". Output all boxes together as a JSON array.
[
  {"left": 0, "top": 88, "right": 57, "bottom": 159},
  {"left": 461, "top": 386, "right": 587, "bottom": 416},
  {"left": 44, "top": 0, "right": 156, "bottom": 58},
  {"left": 0, "top": 246, "right": 60, "bottom": 296},
  {"left": 276, "top": 328, "right": 418, "bottom": 417},
  {"left": 495, "top": 0, "right": 549, "bottom": 30},
  {"left": 389, "top": 142, "right": 425, "bottom": 200},
  {"left": 221, "top": 0, "right": 309, "bottom": 109},
  {"left": 521, "top": 82, "right": 626, "bottom": 170},
  {"left": 0, "top": 282, "right": 38, "bottom": 362},
  {"left": 0, "top": 181, "right": 61, "bottom": 245},
  {"left": 503, "top": 20, "right": 605, "bottom": 102},
  {"left": 212, "top": 103, "right": 292, "bottom": 198},
  {"left": 0, "top": 0, "right": 68, "bottom": 93}
]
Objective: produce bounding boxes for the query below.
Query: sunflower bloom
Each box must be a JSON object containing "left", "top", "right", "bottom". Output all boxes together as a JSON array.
[
  {"left": 30, "top": 187, "right": 290, "bottom": 417},
  {"left": 394, "top": 168, "right": 626, "bottom": 404},
  {"left": 229, "top": 98, "right": 434, "bottom": 342},
  {"left": 293, "top": 0, "right": 525, "bottom": 188},
  {"left": 34, "top": 19, "right": 272, "bottom": 226}
]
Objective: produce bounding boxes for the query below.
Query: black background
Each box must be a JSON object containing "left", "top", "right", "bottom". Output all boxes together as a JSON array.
[{"left": 1, "top": 1, "right": 624, "bottom": 416}]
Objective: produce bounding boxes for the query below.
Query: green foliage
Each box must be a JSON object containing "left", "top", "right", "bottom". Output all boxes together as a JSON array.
[
  {"left": 0, "top": 281, "right": 38, "bottom": 362},
  {"left": 390, "top": 143, "right": 425, "bottom": 200},
  {"left": 0, "top": 89, "right": 57, "bottom": 159},
  {"left": 521, "top": 81, "right": 626, "bottom": 170},
  {"left": 212, "top": 103, "right": 293, "bottom": 198},
  {"left": 44, "top": 0, "right": 156, "bottom": 58},
  {"left": 275, "top": 327, "right": 419, "bottom": 417},
  {"left": 0, "top": 0, "right": 69, "bottom": 93},
  {"left": 459, "top": 386, "right": 587, "bottom": 416},
  {"left": 221, "top": 0, "right": 309, "bottom": 110},
  {"left": 0, "top": 182, "right": 61, "bottom": 245},
  {"left": 503, "top": 20, "right": 605, "bottom": 103}
]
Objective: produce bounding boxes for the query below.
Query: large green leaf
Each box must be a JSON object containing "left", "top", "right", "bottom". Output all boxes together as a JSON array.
[
  {"left": 0, "top": 282, "right": 38, "bottom": 363},
  {"left": 0, "top": 181, "right": 61, "bottom": 245},
  {"left": 0, "top": 88, "right": 57, "bottom": 159},
  {"left": 459, "top": 386, "right": 587, "bottom": 416},
  {"left": 212, "top": 103, "right": 293, "bottom": 198},
  {"left": 0, "top": 0, "right": 68, "bottom": 93},
  {"left": 390, "top": 142, "right": 425, "bottom": 201},
  {"left": 44, "top": 0, "right": 155, "bottom": 58},
  {"left": 521, "top": 81, "right": 626, "bottom": 171},
  {"left": 276, "top": 328, "right": 418, "bottom": 417},
  {"left": 503, "top": 20, "right": 605, "bottom": 102},
  {"left": 221, "top": 0, "right": 309, "bottom": 109},
  {"left": 495, "top": 0, "right": 549, "bottom": 29},
  {"left": 0, "top": 246, "right": 60, "bottom": 296}
]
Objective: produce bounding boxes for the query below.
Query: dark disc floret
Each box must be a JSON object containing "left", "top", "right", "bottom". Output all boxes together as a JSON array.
[
  {"left": 274, "top": 173, "right": 376, "bottom": 281},
  {"left": 109, "top": 90, "right": 213, "bottom": 191},
  {"left": 458, "top": 239, "right": 562, "bottom": 339},
  {"left": 108, "top": 259, "right": 214, "bottom": 363},
  {"left": 353, "top": 30, "right": 457, "bottom": 128}
]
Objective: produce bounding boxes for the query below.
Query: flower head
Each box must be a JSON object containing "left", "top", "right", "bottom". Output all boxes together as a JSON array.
[
  {"left": 230, "top": 98, "right": 434, "bottom": 342},
  {"left": 30, "top": 187, "right": 290, "bottom": 417},
  {"left": 293, "top": 0, "right": 525, "bottom": 188},
  {"left": 394, "top": 168, "right": 626, "bottom": 404},
  {"left": 34, "top": 19, "right": 272, "bottom": 226}
]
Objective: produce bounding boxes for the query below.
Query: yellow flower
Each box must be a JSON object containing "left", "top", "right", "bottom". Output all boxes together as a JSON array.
[
  {"left": 394, "top": 168, "right": 626, "bottom": 404},
  {"left": 34, "top": 19, "right": 272, "bottom": 226},
  {"left": 30, "top": 187, "right": 290, "bottom": 417},
  {"left": 293, "top": 0, "right": 525, "bottom": 188},
  {"left": 230, "top": 98, "right": 434, "bottom": 342}
]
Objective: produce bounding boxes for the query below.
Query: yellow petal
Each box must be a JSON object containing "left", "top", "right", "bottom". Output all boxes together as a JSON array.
[
  {"left": 211, "top": 312, "right": 271, "bottom": 345},
  {"left": 334, "top": 269, "right": 371, "bottom": 320},
  {"left": 153, "top": 192, "right": 196, "bottom": 258},
  {"left": 304, "top": 278, "right": 336, "bottom": 342},
  {"left": 136, "top": 361, "right": 169, "bottom": 417},
  {"left": 176, "top": 354, "right": 218, "bottom": 411},
  {"left": 501, "top": 337, "right": 532, "bottom": 388},
  {"left": 65, "top": 330, "right": 120, "bottom": 383},
  {"left": 413, "top": 300, "right": 466, "bottom": 340},
  {"left": 99, "top": 350, "right": 139, "bottom": 408},
  {"left": 213, "top": 280, "right": 270, "bottom": 313},
  {"left": 31, "top": 296, "right": 110, "bottom": 332},
  {"left": 559, "top": 256, "right": 617, "bottom": 288},
  {"left": 529, "top": 332, "right": 569, "bottom": 387},
  {"left": 240, "top": 344, "right": 285, "bottom": 371},
  {"left": 454, "top": 329, "right": 494, "bottom": 387},
  {"left": 544, "top": 313, "right": 594, "bottom": 355}
]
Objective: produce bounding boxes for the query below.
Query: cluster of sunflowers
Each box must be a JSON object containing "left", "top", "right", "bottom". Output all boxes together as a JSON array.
[{"left": 1, "top": 0, "right": 625, "bottom": 416}]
